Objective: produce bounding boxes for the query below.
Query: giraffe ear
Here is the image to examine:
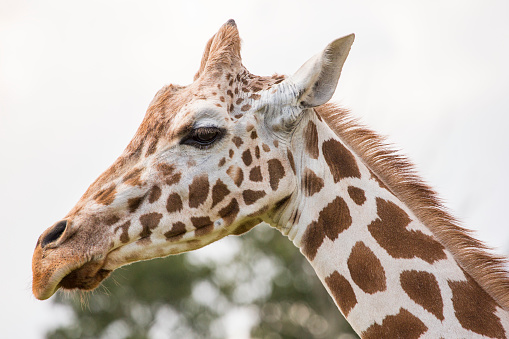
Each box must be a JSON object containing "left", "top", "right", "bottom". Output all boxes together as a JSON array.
[
  {"left": 194, "top": 19, "right": 242, "bottom": 81},
  {"left": 288, "top": 34, "right": 354, "bottom": 107}
]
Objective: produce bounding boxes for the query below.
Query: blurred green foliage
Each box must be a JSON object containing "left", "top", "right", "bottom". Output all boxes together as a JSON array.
[{"left": 46, "top": 225, "right": 358, "bottom": 339}]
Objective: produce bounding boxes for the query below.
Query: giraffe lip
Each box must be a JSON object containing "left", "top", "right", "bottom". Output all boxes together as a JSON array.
[
  {"left": 33, "top": 256, "right": 110, "bottom": 300},
  {"left": 59, "top": 263, "right": 111, "bottom": 291}
]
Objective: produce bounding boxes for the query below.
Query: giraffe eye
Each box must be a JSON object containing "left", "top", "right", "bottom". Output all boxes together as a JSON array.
[{"left": 181, "top": 127, "right": 224, "bottom": 148}]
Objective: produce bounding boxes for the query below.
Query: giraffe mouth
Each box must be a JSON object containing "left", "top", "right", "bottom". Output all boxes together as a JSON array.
[
  {"left": 58, "top": 260, "right": 112, "bottom": 292},
  {"left": 32, "top": 247, "right": 112, "bottom": 300}
]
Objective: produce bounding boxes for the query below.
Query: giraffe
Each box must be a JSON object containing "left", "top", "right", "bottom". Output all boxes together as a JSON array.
[{"left": 32, "top": 20, "right": 509, "bottom": 338}]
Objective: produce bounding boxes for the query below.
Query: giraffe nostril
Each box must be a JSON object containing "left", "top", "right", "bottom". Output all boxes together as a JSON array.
[{"left": 41, "top": 220, "right": 68, "bottom": 248}]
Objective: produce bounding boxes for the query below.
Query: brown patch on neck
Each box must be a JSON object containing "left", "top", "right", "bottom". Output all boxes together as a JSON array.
[
  {"left": 368, "top": 198, "right": 447, "bottom": 264},
  {"left": 448, "top": 271, "right": 505, "bottom": 338},
  {"left": 322, "top": 138, "right": 361, "bottom": 182},
  {"left": 362, "top": 308, "right": 427, "bottom": 339},
  {"left": 400, "top": 270, "right": 444, "bottom": 320},
  {"left": 347, "top": 186, "right": 366, "bottom": 205},
  {"left": 304, "top": 120, "right": 319, "bottom": 159},
  {"left": 325, "top": 271, "right": 358, "bottom": 317},
  {"left": 302, "top": 168, "right": 324, "bottom": 197},
  {"left": 301, "top": 196, "right": 352, "bottom": 260},
  {"left": 316, "top": 104, "right": 509, "bottom": 310},
  {"left": 347, "top": 241, "right": 387, "bottom": 294}
]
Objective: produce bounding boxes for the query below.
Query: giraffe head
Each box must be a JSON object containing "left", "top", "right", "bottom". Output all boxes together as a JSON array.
[{"left": 32, "top": 20, "right": 354, "bottom": 300}]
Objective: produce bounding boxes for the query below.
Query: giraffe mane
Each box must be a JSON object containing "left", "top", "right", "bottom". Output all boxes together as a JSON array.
[{"left": 316, "top": 103, "right": 509, "bottom": 311}]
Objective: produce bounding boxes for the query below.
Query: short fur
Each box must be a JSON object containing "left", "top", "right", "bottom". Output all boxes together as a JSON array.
[{"left": 316, "top": 103, "right": 509, "bottom": 311}]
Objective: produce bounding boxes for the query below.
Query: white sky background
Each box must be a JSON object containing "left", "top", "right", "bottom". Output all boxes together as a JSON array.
[{"left": 1, "top": 0, "right": 508, "bottom": 337}]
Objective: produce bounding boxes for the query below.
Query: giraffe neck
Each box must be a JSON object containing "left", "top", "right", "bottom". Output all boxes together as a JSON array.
[{"left": 268, "top": 109, "right": 509, "bottom": 338}]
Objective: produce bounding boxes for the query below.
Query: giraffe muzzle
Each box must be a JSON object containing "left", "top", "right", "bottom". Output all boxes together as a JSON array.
[{"left": 32, "top": 218, "right": 113, "bottom": 300}]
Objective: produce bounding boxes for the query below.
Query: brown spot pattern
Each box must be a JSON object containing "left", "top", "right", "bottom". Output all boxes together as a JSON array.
[
  {"left": 302, "top": 168, "right": 324, "bottom": 196},
  {"left": 211, "top": 179, "right": 230, "bottom": 208},
  {"left": 249, "top": 166, "right": 263, "bottom": 182},
  {"left": 148, "top": 185, "right": 161, "bottom": 203},
  {"left": 104, "top": 215, "right": 120, "bottom": 226},
  {"left": 362, "top": 308, "right": 427, "bottom": 339},
  {"left": 166, "top": 193, "right": 183, "bottom": 213},
  {"left": 157, "top": 163, "right": 175, "bottom": 176},
  {"left": 123, "top": 167, "right": 144, "bottom": 186},
  {"left": 305, "top": 121, "right": 319, "bottom": 159},
  {"left": 448, "top": 272, "right": 505, "bottom": 338},
  {"left": 262, "top": 143, "right": 270, "bottom": 152},
  {"left": 301, "top": 196, "right": 352, "bottom": 260},
  {"left": 347, "top": 241, "right": 387, "bottom": 294},
  {"left": 115, "top": 221, "right": 131, "bottom": 243},
  {"left": 322, "top": 139, "right": 361, "bottom": 182},
  {"left": 139, "top": 212, "right": 163, "bottom": 238},
  {"left": 164, "top": 221, "right": 186, "bottom": 241},
  {"left": 94, "top": 184, "right": 117, "bottom": 205},
  {"left": 227, "top": 165, "right": 244, "bottom": 187},
  {"left": 218, "top": 198, "right": 239, "bottom": 226},
  {"left": 242, "top": 149, "right": 253, "bottom": 166},
  {"left": 165, "top": 172, "right": 182, "bottom": 186},
  {"left": 325, "top": 271, "right": 357, "bottom": 317},
  {"left": 145, "top": 139, "right": 158, "bottom": 157},
  {"left": 348, "top": 186, "right": 366, "bottom": 205},
  {"left": 368, "top": 198, "right": 447, "bottom": 264},
  {"left": 188, "top": 175, "right": 209, "bottom": 208},
  {"left": 242, "top": 189, "right": 266, "bottom": 205},
  {"left": 254, "top": 146, "right": 260, "bottom": 159},
  {"left": 128, "top": 196, "right": 144, "bottom": 213},
  {"left": 232, "top": 218, "right": 262, "bottom": 235},
  {"left": 400, "top": 270, "right": 444, "bottom": 320},
  {"left": 192, "top": 216, "right": 213, "bottom": 236},
  {"left": 232, "top": 136, "right": 243, "bottom": 148},
  {"left": 241, "top": 104, "right": 251, "bottom": 112},
  {"left": 218, "top": 157, "right": 226, "bottom": 167},
  {"left": 267, "top": 158, "right": 285, "bottom": 191}
]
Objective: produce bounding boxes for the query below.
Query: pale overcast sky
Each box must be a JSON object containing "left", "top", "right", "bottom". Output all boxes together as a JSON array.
[{"left": 1, "top": 1, "right": 508, "bottom": 337}]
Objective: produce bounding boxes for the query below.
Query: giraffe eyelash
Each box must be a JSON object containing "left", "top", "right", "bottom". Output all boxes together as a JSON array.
[{"left": 180, "top": 126, "right": 226, "bottom": 149}]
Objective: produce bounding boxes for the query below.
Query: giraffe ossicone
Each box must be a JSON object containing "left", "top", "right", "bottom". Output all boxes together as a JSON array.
[{"left": 32, "top": 20, "right": 509, "bottom": 338}]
